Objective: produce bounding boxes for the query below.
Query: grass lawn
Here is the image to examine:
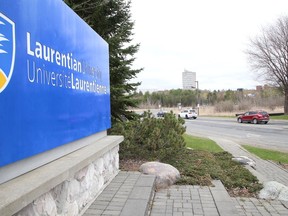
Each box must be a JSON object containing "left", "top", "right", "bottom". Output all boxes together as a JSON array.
[
  {"left": 183, "top": 133, "right": 223, "bottom": 152},
  {"left": 270, "top": 115, "right": 288, "bottom": 120},
  {"left": 243, "top": 145, "right": 288, "bottom": 164}
]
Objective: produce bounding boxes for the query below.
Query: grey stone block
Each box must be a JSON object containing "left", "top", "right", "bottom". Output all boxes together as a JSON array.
[
  {"left": 135, "top": 174, "right": 155, "bottom": 187},
  {"left": 120, "top": 199, "right": 148, "bottom": 216},
  {"left": 129, "top": 186, "right": 153, "bottom": 200}
]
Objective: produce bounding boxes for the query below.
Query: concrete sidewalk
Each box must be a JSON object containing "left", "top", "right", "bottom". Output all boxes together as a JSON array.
[{"left": 83, "top": 138, "right": 288, "bottom": 216}]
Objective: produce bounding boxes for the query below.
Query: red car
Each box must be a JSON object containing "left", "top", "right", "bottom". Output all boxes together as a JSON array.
[{"left": 237, "top": 111, "right": 269, "bottom": 124}]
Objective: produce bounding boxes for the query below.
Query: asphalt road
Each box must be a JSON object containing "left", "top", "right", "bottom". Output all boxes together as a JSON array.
[{"left": 184, "top": 116, "right": 288, "bottom": 152}]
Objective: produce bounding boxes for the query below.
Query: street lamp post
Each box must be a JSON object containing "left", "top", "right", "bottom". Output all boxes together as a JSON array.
[{"left": 195, "top": 81, "right": 199, "bottom": 116}]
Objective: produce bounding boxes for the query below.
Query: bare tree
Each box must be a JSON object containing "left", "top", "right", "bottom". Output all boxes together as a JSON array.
[{"left": 246, "top": 16, "right": 288, "bottom": 114}]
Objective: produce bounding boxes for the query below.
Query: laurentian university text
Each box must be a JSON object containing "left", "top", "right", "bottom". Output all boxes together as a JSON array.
[{"left": 26, "top": 32, "right": 107, "bottom": 94}]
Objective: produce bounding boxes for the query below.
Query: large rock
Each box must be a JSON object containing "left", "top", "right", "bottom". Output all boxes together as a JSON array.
[
  {"left": 259, "top": 181, "right": 288, "bottom": 201},
  {"left": 139, "top": 162, "right": 180, "bottom": 189},
  {"left": 232, "top": 156, "right": 256, "bottom": 169}
]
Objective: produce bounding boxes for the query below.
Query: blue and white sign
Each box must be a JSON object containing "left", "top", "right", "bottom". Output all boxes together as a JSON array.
[
  {"left": 0, "top": 0, "right": 111, "bottom": 167},
  {"left": 0, "top": 13, "right": 15, "bottom": 93}
]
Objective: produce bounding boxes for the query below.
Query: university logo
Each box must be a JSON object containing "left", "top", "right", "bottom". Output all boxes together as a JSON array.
[{"left": 0, "top": 13, "right": 15, "bottom": 93}]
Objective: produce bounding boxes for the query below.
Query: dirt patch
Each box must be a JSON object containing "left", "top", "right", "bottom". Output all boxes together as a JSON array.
[
  {"left": 277, "top": 162, "right": 288, "bottom": 170},
  {"left": 227, "top": 187, "right": 258, "bottom": 198},
  {"left": 119, "top": 159, "right": 148, "bottom": 171}
]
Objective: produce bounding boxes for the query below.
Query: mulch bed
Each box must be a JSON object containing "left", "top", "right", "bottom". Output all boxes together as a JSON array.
[
  {"left": 119, "top": 158, "right": 269, "bottom": 198},
  {"left": 119, "top": 159, "right": 148, "bottom": 171}
]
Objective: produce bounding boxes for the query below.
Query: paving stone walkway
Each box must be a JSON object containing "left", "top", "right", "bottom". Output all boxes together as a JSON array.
[
  {"left": 83, "top": 171, "right": 288, "bottom": 216},
  {"left": 150, "top": 180, "right": 239, "bottom": 216},
  {"left": 232, "top": 197, "right": 288, "bottom": 216},
  {"left": 83, "top": 172, "right": 155, "bottom": 216},
  {"left": 83, "top": 135, "right": 288, "bottom": 216}
]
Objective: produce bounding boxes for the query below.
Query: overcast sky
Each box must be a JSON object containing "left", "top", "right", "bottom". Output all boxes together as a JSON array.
[{"left": 129, "top": 0, "right": 288, "bottom": 91}]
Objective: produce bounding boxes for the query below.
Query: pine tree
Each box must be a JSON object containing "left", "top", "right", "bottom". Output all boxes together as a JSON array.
[{"left": 64, "top": 0, "right": 142, "bottom": 122}]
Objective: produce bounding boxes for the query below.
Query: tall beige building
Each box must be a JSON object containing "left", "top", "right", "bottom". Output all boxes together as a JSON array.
[{"left": 182, "top": 70, "right": 196, "bottom": 89}]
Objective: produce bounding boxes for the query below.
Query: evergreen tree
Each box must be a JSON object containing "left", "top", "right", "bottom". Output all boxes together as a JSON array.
[{"left": 64, "top": 0, "right": 142, "bottom": 122}]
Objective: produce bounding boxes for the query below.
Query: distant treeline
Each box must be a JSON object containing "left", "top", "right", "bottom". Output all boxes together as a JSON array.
[{"left": 133, "top": 88, "right": 284, "bottom": 110}]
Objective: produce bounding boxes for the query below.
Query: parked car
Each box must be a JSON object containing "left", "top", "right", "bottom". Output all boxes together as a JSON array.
[
  {"left": 178, "top": 109, "right": 197, "bottom": 119},
  {"left": 157, "top": 110, "right": 167, "bottom": 117},
  {"left": 237, "top": 111, "right": 269, "bottom": 124}
]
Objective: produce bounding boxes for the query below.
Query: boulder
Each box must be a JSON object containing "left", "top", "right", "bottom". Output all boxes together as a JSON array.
[
  {"left": 139, "top": 161, "right": 180, "bottom": 189},
  {"left": 232, "top": 156, "right": 256, "bottom": 168},
  {"left": 258, "top": 181, "right": 288, "bottom": 201}
]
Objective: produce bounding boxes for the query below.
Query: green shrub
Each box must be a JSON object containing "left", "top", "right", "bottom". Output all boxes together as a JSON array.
[{"left": 109, "top": 111, "right": 186, "bottom": 161}]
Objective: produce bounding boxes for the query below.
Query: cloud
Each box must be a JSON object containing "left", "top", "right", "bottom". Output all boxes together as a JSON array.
[{"left": 130, "top": 0, "right": 288, "bottom": 91}]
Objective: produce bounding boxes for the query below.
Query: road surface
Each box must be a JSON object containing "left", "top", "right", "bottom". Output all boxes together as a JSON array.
[{"left": 184, "top": 117, "right": 288, "bottom": 152}]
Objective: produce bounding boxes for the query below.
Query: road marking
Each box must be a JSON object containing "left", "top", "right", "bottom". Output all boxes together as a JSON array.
[{"left": 246, "top": 133, "right": 261, "bottom": 138}]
